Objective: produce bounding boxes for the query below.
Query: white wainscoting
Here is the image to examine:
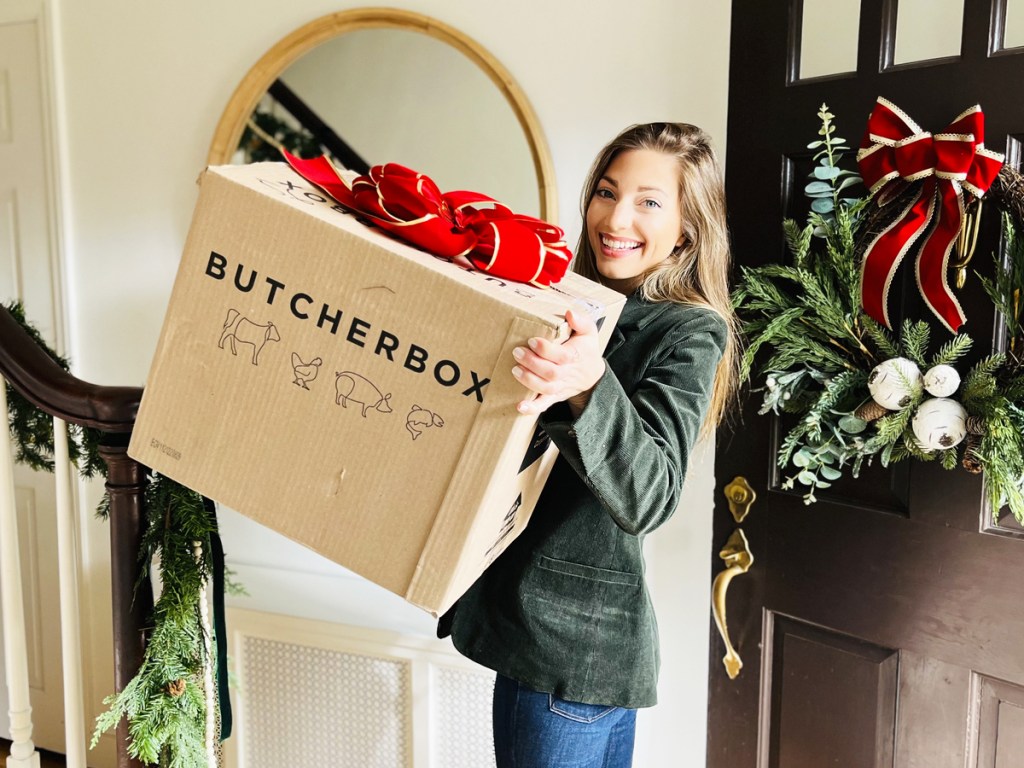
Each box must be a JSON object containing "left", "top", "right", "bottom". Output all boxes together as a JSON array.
[{"left": 222, "top": 607, "right": 496, "bottom": 768}]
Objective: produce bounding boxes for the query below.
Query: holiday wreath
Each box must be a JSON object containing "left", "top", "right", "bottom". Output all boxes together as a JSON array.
[{"left": 734, "top": 98, "right": 1024, "bottom": 521}]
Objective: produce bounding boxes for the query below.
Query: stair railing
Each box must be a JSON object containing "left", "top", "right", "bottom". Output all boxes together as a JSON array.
[{"left": 0, "top": 304, "right": 150, "bottom": 768}]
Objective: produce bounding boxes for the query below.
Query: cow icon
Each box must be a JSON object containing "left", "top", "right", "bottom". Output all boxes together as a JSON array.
[
  {"left": 219, "top": 309, "right": 281, "bottom": 365},
  {"left": 406, "top": 405, "right": 444, "bottom": 441},
  {"left": 335, "top": 371, "right": 393, "bottom": 417}
]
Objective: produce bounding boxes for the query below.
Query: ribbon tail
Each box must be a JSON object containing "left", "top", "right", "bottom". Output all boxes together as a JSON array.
[
  {"left": 201, "top": 496, "right": 232, "bottom": 741},
  {"left": 860, "top": 184, "right": 937, "bottom": 329},
  {"left": 915, "top": 181, "right": 967, "bottom": 333}
]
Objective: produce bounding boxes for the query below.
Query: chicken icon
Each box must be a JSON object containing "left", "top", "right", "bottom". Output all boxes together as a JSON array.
[{"left": 291, "top": 353, "right": 322, "bottom": 389}]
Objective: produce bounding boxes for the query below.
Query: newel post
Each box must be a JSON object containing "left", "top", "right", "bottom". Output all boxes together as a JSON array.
[{"left": 99, "top": 435, "right": 152, "bottom": 768}]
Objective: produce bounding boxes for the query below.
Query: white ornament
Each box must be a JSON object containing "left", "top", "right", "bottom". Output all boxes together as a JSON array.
[
  {"left": 912, "top": 397, "right": 968, "bottom": 450},
  {"left": 867, "top": 357, "right": 922, "bottom": 410},
  {"left": 923, "top": 364, "right": 961, "bottom": 397}
]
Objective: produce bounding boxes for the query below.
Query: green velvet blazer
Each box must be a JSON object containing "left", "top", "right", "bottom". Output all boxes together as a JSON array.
[{"left": 440, "top": 293, "right": 727, "bottom": 709}]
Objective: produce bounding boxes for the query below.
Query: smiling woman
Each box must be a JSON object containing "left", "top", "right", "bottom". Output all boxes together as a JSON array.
[
  {"left": 586, "top": 148, "right": 686, "bottom": 293},
  {"left": 440, "top": 122, "right": 740, "bottom": 768},
  {"left": 207, "top": 8, "right": 557, "bottom": 220}
]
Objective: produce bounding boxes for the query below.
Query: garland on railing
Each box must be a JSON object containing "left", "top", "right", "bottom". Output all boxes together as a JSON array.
[
  {"left": 3, "top": 300, "right": 226, "bottom": 768},
  {"left": 733, "top": 104, "right": 1024, "bottom": 522}
]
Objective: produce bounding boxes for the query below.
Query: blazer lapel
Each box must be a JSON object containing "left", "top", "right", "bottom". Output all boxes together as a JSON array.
[{"left": 604, "top": 326, "right": 627, "bottom": 358}]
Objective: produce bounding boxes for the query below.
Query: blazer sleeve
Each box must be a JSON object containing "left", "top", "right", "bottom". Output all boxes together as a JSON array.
[{"left": 539, "top": 309, "right": 727, "bottom": 536}]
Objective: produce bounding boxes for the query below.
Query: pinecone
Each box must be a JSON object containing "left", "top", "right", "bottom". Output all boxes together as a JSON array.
[
  {"left": 167, "top": 679, "right": 187, "bottom": 698},
  {"left": 965, "top": 414, "right": 986, "bottom": 435},
  {"left": 854, "top": 400, "right": 888, "bottom": 422},
  {"left": 962, "top": 433, "right": 983, "bottom": 474}
]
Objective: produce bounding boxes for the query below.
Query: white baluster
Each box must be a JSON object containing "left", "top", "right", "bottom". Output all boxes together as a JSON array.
[
  {"left": 0, "top": 377, "right": 41, "bottom": 768},
  {"left": 53, "top": 417, "right": 86, "bottom": 768}
]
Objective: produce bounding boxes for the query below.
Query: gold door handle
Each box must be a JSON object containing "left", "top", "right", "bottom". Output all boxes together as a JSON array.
[
  {"left": 724, "top": 475, "right": 756, "bottom": 523},
  {"left": 712, "top": 528, "right": 754, "bottom": 680}
]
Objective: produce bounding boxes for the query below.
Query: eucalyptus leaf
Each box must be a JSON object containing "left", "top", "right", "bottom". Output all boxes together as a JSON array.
[
  {"left": 797, "top": 470, "right": 817, "bottom": 486},
  {"left": 836, "top": 176, "right": 862, "bottom": 192},
  {"left": 805, "top": 181, "right": 832, "bottom": 195},
  {"left": 814, "top": 478, "right": 832, "bottom": 488},
  {"left": 792, "top": 450, "right": 810, "bottom": 468},
  {"left": 810, "top": 198, "right": 835, "bottom": 213},
  {"left": 820, "top": 465, "right": 843, "bottom": 480},
  {"left": 838, "top": 415, "right": 868, "bottom": 434},
  {"left": 813, "top": 166, "right": 841, "bottom": 180},
  {"left": 807, "top": 140, "right": 824, "bottom": 148}
]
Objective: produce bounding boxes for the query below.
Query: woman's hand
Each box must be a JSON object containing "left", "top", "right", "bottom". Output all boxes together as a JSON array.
[{"left": 513, "top": 308, "right": 606, "bottom": 417}]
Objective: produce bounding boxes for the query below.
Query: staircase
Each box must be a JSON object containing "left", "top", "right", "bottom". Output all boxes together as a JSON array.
[{"left": 0, "top": 304, "right": 149, "bottom": 768}]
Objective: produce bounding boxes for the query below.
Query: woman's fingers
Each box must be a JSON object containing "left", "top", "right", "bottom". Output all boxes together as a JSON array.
[
  {"left": 513, "top": 307, "right": 605, "bottom": 414},
  {"left": 512, "top": 362, "right": 558, "bottom": 394},
  {"left": 516, "top": 391, "right": 563, "bottom": 415},
  {"left": 566, "top": 307, "right": 598, "bottom": 337},
  {"left": 513, "top": 344, "right": 559, "bottom": 382}
]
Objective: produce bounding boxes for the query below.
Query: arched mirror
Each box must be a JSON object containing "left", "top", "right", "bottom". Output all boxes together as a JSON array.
[{"left": 208, "top": 8, "right": 557, "bottom": 220}]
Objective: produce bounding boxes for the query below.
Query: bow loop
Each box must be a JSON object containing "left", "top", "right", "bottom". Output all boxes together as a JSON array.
[
  {"left": 857, "top": 97, "right": 1004, "bottom": 333},
  {"left": 281, "top": 152, "right": 572, "bottom": 286},
  {"left": 861, "top": 98, "right": 922, "bottom": 146}
]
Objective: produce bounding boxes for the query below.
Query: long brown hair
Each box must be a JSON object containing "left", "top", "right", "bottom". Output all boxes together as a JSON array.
[{"left": 574, "top": 122, "right": 740, "bottom": 436}]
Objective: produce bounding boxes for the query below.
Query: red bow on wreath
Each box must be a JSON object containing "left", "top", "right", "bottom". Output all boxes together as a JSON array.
[
  {"left": 857, "top": 97, "right": 1004, "bottom": 333},
  {"left": 282, "top": 152, "right": 572, "bottom": 287}
]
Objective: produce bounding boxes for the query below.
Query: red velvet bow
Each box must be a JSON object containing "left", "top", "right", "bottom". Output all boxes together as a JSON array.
[
  {"left": 856, "top": 97, "right": 1003, "bottom": 333},
  {"left": 281, "top": 152, "right": 572, "bottom": 286}
]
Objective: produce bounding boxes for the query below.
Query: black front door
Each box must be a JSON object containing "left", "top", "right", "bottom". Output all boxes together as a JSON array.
[{"left": 709, "top": 1, "right": 1024, "bottom": 765}]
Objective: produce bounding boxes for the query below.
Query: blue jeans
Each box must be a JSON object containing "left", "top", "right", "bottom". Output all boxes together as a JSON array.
[{"left": 492, "top": 674, "right": 637, "bottom": 768}]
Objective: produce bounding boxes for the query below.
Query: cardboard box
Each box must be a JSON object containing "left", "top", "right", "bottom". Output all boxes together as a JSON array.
[{"left": 129, "top": 162, "right": 626, "bottom": 615}]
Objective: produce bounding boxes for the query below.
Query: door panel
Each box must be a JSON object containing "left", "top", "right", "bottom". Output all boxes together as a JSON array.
[
  {"left": 974, "top": 675, "right": 1024, "bottom": 765},
  {"left": 710, "top": 1, "right": 1024, "bottom": 765},
  {"left": 766, "top": 615, "right": 897, "bottom": 768}
]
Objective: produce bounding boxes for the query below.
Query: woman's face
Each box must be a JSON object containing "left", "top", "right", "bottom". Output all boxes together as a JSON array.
[{"left": 585, "top": 148, "right": 685, "bottom": 290}]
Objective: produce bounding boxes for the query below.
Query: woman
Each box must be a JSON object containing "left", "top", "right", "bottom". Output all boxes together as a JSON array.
[{"left": 440, "top": 122, "right": 739, "bottom": 767}]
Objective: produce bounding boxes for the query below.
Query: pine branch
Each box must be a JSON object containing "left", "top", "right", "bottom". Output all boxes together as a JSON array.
[
  {"left": 783, "top": 219, "right": 813, "bottom": 265},
  {"left": 861, "top": 314, "right": 899, "bottom": 359},
  {"left": 899, "top": 320, "right": 931, "bottom": 366},
  {"left": 929, "top": 333, "right": 973, "bottom": 368},
  {"left": 92, "top": 474, "right": 215, "bottom": 765},
  {"left": 961, "top": 354, "right": 1007, "bottom": 404}
]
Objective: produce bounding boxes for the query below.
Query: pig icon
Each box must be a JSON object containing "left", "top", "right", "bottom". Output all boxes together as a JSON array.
[
  {"left": 406, "top": 405, "right": 444, "bottom": 441},
  {"left": 335, "top": 371, "right": 393, "bottom": 417}
]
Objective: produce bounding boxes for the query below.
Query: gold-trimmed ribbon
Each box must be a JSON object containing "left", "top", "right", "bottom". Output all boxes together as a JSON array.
[
  {"left": 282, "top": 152, "right": 572, "bottom": 287},
  {"left": 857, "top": 97, "right": 1003, "bottom": 333}
]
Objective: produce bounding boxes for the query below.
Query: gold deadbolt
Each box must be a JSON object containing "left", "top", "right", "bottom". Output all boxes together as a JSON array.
[{"left": 724, "top": 476, "right": 756, "bottom": 523}]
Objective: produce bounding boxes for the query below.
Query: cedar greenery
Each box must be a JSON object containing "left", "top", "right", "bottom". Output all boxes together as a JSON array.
[
  {"left": 734, "top": 104, "right": 1024, "bottom": 521},
  {"left": 3, "top": 300, "right": 224, "bottom": 767}
]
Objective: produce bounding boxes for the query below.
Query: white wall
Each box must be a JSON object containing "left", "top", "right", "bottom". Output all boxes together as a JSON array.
[{"left": 49, "top": 1, "right": 731, "bottom": 765}]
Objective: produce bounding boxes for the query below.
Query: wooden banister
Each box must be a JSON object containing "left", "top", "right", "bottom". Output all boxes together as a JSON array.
[
  {"left": 0, "top": 307, "right": 140, "bottom": 432},
  {"left": 0, "top": 304, "right": 151, "bottom": 768}
]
